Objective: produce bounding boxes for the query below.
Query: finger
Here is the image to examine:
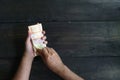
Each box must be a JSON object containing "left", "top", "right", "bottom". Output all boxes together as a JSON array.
[
  {"left": 50, "top": 48, "right": 58, "bottom": 55},
  {"left": 42, "top": 30, "right": 46, "bottom": 35},
  {"left": 45, "top": 47, "right": 53, "bottom": 55},
  {"left": 26, "top": 31, "right": 33, "bottom": 50},
  {"left": 41, "top": 47, "right": 49, "bottom": 58},
  {"left": 41, "top": 36, "right": 47, "bottom": 40},
  {"left": 26, "top": 31, "right": 31, "bottom": 44},
  {"left": 50, "top": 48, "right": 62, "bottom": 60},
  {"left": 43, "top": 41, "right": 48, "bottom": 44},
  {"left": 49, "top": 48, "right": 54, "bottom": 55},
  {"left": 28, "top": 30, "right": 32, "bottom": 36},
  {"left": 36, "top": 49, "right": 42, "bottom": 55}
]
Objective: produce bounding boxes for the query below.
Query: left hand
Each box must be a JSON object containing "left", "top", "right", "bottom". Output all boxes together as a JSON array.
[{"left": 25, "top": 30, "right": 48, "bottom": 58}]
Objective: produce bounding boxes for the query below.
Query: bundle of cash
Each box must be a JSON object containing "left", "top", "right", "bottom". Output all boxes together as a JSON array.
[{"left": 28, "top": 23, "right": 46, "bottom": 55}]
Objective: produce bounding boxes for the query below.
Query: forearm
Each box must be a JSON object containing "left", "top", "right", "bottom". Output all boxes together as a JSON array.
[
  {"left": 13, "top": 52, "right": 33, "bottom": 80},
  {"left": 58, "top": 65, "right": 84, "bottom": 80}
]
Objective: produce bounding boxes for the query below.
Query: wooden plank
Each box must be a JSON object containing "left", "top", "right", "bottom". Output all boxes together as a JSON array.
[
  {"left": 0, "top": 22, "right": 120, "bottom": 58},
  {"left": 0, "top": 57, "right": 120, "bottom": 80},
  {"left": 0, "top": 0, "right": 120, "bottom": 22}
]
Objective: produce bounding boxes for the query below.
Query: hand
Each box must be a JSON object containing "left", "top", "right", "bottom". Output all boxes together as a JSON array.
[
  {"left": 37, "top": 47, "right": 84, "bottom": 80},
  {"left": 25, "top": 31, "right": 47, "bottom": 58},
  {"left": 37, "top": 47, "right": 65, "bottom": 74}
]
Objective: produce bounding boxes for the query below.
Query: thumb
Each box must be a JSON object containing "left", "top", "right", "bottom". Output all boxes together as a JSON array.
[{"left": 26, "top": 31, "right": 31, "bottom": 44}]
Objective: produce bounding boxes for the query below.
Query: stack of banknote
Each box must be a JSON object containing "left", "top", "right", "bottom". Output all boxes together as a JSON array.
[{"left": 28, "top": 23, "right": 46, "bottom": 55}]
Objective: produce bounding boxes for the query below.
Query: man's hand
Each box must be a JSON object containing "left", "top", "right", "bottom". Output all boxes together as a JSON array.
[
  {"left": 38, "top": 47, "right": 84, "bottom": 80},
  {"left": 38, "top": 47, "right": 65, "bottom": 74}
]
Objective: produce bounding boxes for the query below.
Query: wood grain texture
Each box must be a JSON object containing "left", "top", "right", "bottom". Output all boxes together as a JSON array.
[
  {"left": 0, "top": 57, "right": 120, "bottom": 80},
  {"left": 0, "top": 0, "right": 120, "bottom": 80},
  {"left": 0, "top": 0, "right": 120, "bottom": 22},
  {"left": 0, "top": 22, "right": 120, "bottom": 58}
]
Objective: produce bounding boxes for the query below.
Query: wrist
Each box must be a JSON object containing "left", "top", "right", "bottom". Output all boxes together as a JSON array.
[
  {"left": 23, "top": 51, "right": 34, "bottom": 60},
  {"left": 58, "top": 65, "right": 84, "bottom": 80},
  {"left": 58, "top": 65, "right": 71, "bottom": 77},
  {"left": 57, "top": 65, "right": 68, "bottom": 75}
]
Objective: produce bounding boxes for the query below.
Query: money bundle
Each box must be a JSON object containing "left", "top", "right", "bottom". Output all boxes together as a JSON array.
[{"left": 28, "top": 23, "right": 46, "bottom": 55}]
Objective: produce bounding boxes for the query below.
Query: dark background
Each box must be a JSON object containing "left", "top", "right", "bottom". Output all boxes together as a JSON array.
[{"left": 0, "top": 0, "right": 120, "bottom": 80}]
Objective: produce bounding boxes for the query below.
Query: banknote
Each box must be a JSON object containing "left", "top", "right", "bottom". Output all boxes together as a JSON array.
[{"left": 28, "top": 23, "right": 46, "bottom": 55}]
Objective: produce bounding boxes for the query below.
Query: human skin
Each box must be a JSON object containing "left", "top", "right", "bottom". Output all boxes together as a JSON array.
[
  {"left": 38, "top": 47, "right": 84, "bottom": 80},
  {"left": 13, "top": 31, "right": 47, "bottom": 80},
  {"left": 13, "top": 31, "right": 84, "bottom": 80}
]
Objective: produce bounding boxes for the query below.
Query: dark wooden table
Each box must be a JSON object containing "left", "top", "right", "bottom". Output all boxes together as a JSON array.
[{"left": 0, "top": 0, "right": 120, "bottom": 80}]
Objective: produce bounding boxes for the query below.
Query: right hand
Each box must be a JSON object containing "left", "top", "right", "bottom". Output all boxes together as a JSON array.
[
  {"left": 37, "top": 47, "right": 66, "bottom": 74},
  {"left": 37, "top": 47, "right": 84, "bottom": 80}
]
